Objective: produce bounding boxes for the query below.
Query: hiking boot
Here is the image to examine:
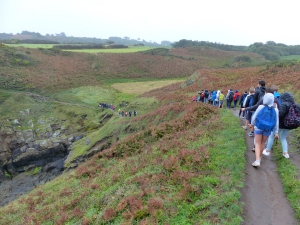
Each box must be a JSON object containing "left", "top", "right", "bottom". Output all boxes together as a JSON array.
[
  {"left": 263, "top": 149, "right": 270, "bottom": 156},
  {"left": 252, "top": 160, "right": 260, "bottom": 167},
  {"left": 283, "top": 153, "right": 290, "bottom": 159},
  {"left": 248, "top": 132, "right": 254, "bottom": 137},
  {"left": 242, "top": 126, "right": 247, "bottom": 130}
]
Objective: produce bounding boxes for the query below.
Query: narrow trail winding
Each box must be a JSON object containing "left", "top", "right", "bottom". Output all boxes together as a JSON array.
[{"left": 231, "top": 110, "right": 298, "bottom": 225}]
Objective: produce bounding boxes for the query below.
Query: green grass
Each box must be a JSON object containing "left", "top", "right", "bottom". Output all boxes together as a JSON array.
[
  {"left": 0, "top": 88, "right": 108, "bottom": 140},
  {"left": 40, "top": 85, "right": 159, "bottom": 164},
  {"left": 4, "top": 44, "right": 156, "bottom": 53},
  {"left": 50, "top": 86, "right": 117, "bottom": 106},
  {"left": 112, "top": 79, "right": 184, "bottom": 95},
  {"left": 26, "top": 167, "right": 42, "bottom": 176},
  {"left": 4, "top": 44, "right": 55, "bottom": 48},
  {"left": 65, "top": 46, "right": 156, "bottom": 53},
  {"left": 65, "top": 115, "right": 117, "bottom": 164},
  {"left": 281, "top": 55, "right": 300, "bottom": 61},
  {"left": 0, "top": 90, "right": 11, "bottom": 104},
  {"left": 273, "top": 136, "right": 300, "bottom": 219}
]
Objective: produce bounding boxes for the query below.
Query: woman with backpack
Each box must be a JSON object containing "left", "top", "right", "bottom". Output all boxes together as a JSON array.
[
  {"left": 226, "top": 89, "right": 234, "bottom": 108},
  {"left": 219, "top": 91, "right": 224, "bottom": 108},
  {"left": 249, "top": 93, "right": 279, "bottom": 167},
  {"left": 233, "top": 90, "right": 241, "bottom": 109},
  {"left": 263, "top": 92, "right": 297, "bottom": 159}
]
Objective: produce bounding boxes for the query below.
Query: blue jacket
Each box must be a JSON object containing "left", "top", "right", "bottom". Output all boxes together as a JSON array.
[{"left": 212, "top": 91, "right": 217, "bottom": 101}]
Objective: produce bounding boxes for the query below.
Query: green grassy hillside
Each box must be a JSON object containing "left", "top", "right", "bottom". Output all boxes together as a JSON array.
[
  {"left": 1, "top": 44, "right": 300, "bottom": 224},
  {"left": 0, "top": 89, "right": 247, "bottom": 224}
]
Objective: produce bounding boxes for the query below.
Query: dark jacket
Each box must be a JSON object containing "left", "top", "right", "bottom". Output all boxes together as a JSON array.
[
  {"left": 279, "top": 92, "right": 295, "bottom": 129},
  {"left": 245, "top": 97, "right": 279, "bottom": 112},
  {"left": 204, "top": 90, "right": 209, "bottom": 98},
  {"left": 227, "top": 90, "right": 234, "bottom": 101},
  {"left": 253, "top": 86, "right": 266, "bottom": 105},
  {"left": 239, "top": 93, "right": 248, "bottom": 105},
  {"left": 244, "top": 94, "right": 254, "bottom": 109}
]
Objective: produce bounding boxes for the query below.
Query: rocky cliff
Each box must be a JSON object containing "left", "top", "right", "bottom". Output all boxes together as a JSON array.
[
  {"left": 0, "top": 120, "right": 75, "bottom": 182},
  {"left": 0, "top": 100, "right": 116, "bottom": 206}
]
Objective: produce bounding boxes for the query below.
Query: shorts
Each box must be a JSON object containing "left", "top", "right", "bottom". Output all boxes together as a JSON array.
[
  {"left": 254, "top": 128, "right": 271, "bottom": 137},
  {"left": 246, "top": 111, "right": 253, "bottom": 121}
]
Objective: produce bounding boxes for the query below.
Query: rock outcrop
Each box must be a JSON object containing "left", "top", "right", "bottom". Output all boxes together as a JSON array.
[
  {"left": 0, "top": 104, "right": 113, "bottom": 206},
  {"left": 0, "top": 111, "right": 79, "bottom": 182},
  {"left": 0, "top": 119, "right": 80, "bottom": 206}
]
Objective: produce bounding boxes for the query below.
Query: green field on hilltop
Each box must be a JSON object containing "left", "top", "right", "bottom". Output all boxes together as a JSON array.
[
  {"left": 281, "top": 55, "right": 300, "bottom": 60},
  {"left": 4, "top": 44, "right": 158, "bottom": 53},
  {"left": 65, "top": 46, "right": 157, "bottom": 53},
  {"left": 4, "top": 43, "right": 54, "bottom": 48}
]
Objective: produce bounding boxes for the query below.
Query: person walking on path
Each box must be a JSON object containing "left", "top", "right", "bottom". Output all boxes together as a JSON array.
[
  {"left": 238, "top": 90, "right": 248, "bottom": 118},
  {"left": 253, "top": 80, "right": 267, "bottom": 105},
  {"left": 219, "top": 91, "right": 224, "bottom": 108},
  {"left": 233, "top": 90, "right": 241, "bottom": 109},
  {"left": 263, "top": 92, "right": 297, "bottom": 159},
  {"left": 204, "top": 90, "right": 209, "bottom": 103},
  {"left": 226, "top": 89, "right": 234, "bottom": 108},
  {"left": 241, "top": 87, "right": 256, "bottom": 134},
  {"left": 242, "top": 88, "right": 279, "bottom": 152},
  {"left": 211, "top": 90, "right": 218, "bottom": 106},
  {"left": 250, "top": 93, "right": 279, "bottom": 167}
]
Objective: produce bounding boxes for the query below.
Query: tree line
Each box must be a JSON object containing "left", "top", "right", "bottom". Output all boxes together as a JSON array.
[
  {"left": 172, "top": 39, "right": 246, "bottom": 51},
  {"left": 0, "top": 31, "right": 172, "bottom": 46},
  {"left": 172, "top": 39, "right": 300, "bottom": 61}
]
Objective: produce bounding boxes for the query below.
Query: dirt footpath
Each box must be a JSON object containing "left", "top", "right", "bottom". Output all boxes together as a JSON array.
[{"left": 232, "top": 110, "right": 298, "bottom": 225}]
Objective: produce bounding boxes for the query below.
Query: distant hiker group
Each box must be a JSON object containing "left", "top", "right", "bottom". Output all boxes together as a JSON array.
[
  {"left": 195, "top": 79, "right": 300, "bottom": 168},
  {"left": 98, "top": 102, "right": 137, "bottom": 118},
  {"left": 193, "top": 89, "right": 243, "bottom": 109},
  {"left": 99, "top": 103, "right": 116, "bottom": 110},
  {"left": 118, "top": 109, "right": 137, "bottom": 117},
  {"left": 192, "top": 90, "right": 225, "bottom": 108}
]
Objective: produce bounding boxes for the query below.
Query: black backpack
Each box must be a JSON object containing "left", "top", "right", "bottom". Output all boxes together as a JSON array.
[
  {"left": 283, "top": 103, "right": 300, "bottom": 129},
  {"left": 245, "top": 95, "right": 254, "bottom": 108},
  {"left": 228, "top": 92, "right": 234, "bottom": 101}
]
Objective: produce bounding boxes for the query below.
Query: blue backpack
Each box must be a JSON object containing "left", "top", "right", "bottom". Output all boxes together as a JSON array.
[
  {"left": 255, "top": 105, "right": 276, "bottom": 131},
  {"left": 249, "top": 96, "right": 254, "bottom": 107},
  {"left": 246, "top": 95, "right": 254, "bottom": 107},
  {"left": 274, "top": 92, "right": 282, "bottom": 105}
]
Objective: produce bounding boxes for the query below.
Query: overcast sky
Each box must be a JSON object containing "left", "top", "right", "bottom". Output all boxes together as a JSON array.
[{"left": 1, "top": 0, "right": 300, "bottom": 46}]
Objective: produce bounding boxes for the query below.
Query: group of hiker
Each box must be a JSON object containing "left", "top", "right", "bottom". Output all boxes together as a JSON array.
[
  {"left": 197, "top": 80, "right": 300, "bottom": 168},
  {"left": 193, "top": 89, "right": 243, "bottom": 109},
  {"left": 98, "top": 103, "right": 116, "bottom": 110},
  {"left": 118, "top": 109, "right": 137, "bottom": 117},
  {"left": 98, "top": 102, "right": 137, "bottom": 118}
]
